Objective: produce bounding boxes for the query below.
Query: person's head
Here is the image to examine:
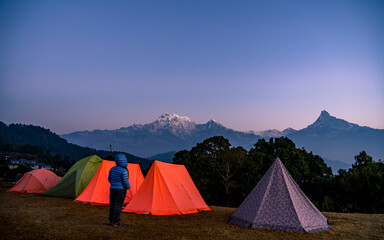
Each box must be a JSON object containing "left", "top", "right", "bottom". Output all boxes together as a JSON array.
[{"left": 115, "top": 153, "right": 127, "bottom": 168}]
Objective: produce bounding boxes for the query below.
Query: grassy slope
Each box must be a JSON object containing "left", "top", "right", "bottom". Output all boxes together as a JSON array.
[{"left": 0, "top": 182, "right": 383, "bottom": 240}]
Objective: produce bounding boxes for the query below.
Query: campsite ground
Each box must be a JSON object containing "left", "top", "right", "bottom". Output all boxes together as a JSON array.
[{"left": 0, "top": 181, "right": 383, "bottom": 240}]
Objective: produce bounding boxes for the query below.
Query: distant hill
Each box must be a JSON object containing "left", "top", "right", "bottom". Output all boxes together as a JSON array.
[
  {"left": 286, "top": 111, "right": 384, "bottom": 166},
  {"left": 148, "top": 151, "right": 177, "bottom": 163},
  {"left": 322, "top": 158, "right": 352, "bottom": 174},
  {"left": 61, "top": 113, "right": 261, "bottom": 157},
  {"left": 0, "top": 122, "right": 153, "bottom": 169}
]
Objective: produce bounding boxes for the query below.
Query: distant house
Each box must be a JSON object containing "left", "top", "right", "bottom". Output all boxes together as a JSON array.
[{"left": 8, "top": 159, "right": 51, "bottom": 170}]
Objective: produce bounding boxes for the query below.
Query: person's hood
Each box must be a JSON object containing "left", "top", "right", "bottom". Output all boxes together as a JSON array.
[{"left": 115, "top": 153, "right": 127, "bottom": 168}]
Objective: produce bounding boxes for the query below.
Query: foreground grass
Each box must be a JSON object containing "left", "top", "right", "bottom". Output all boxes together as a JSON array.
[{"left": 0, "top": 185, "right": 383, "bottom": 239}]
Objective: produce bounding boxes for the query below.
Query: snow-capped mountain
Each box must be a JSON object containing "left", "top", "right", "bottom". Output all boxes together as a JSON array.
[
  {"left": 152, "top": 113, "right": 195, "bottom": 135},
  {"left": 254, "top": 128, "right": 297, "bottom": 138},
  {"left": 61, "top": 113, "right": 261, "bottom": 157}
]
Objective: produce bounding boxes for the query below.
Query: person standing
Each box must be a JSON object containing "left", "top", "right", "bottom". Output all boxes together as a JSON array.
[{"left": 108, "top": 153, "right": 131, "bottom": 226}]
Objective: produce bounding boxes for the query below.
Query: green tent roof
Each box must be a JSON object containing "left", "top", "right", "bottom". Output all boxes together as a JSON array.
[{"left": 43, "top": 155, "right": 103, "bottom": 198}]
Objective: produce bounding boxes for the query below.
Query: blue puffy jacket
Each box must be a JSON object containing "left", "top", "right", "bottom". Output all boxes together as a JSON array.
[{"left": 108, "top": 153, "right": 131, "bottom": 190}]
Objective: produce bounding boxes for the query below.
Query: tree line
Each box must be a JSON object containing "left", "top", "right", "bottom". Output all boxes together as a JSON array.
[
  {"left": 0, "top": 138, "right": 73, "bottom": 178},
  {"left": 173, "top": 136, "right": 384, "bottom": 214},
  {"left": 0, "top": 122, "right": 152, "bottom": 169},
  {"left": 0, "top": 138, "right": 150, "bottom": 179}
]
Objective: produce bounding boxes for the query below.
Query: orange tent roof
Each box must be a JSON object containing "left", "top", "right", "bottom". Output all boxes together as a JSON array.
[
  {"left": 7, "top": 169, "right": 61, "bottom": 193},
  {"left": 74, "top": 160, "right": 144, "bottom": 205},
  {"left": 123, "top": 160, "right": 211, "bottom": 215}
]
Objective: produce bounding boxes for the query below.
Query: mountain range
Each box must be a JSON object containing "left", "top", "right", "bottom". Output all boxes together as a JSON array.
[
  {"left": 61, "top": 111, "right": 384, "bottom": 172},
  {"left": 61, "top": 113, "right": 261, "bottom": 157}
]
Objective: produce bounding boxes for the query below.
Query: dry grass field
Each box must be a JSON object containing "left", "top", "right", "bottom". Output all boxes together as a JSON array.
[{"left": 1, "top": 181, "right": 383, "bottom": 240}]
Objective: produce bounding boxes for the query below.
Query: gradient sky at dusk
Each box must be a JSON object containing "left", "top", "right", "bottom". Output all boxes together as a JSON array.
[{"left": 1, "top": 0, "right": 383, "bottom": 134}]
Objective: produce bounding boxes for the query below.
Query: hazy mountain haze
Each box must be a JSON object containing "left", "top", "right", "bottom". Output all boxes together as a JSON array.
[{"left": 61, "top": 111, "right": 384, "bottom": 171}]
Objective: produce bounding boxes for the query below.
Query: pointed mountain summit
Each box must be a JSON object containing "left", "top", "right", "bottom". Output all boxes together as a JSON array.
[
  {"left": 287, "top": 110, "right": 384, "bottom": 165},
  {"left": 308, "top": 110, "right": 358, "bottom": 130},
  {"left": 320, "top": 110, "right": 330, "bottom": 117},
  {"left": 204, "top": 119, "right": 225, "bottom": 129}
]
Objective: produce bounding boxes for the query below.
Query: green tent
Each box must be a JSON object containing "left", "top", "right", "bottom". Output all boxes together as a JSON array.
[{"left": 43, "top": 155, "right": 103, "bottom": 198}]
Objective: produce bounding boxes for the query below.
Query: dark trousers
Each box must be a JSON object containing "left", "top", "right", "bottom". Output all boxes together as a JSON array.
[{"left": 109, "top": 188, "right": 127, "bottom": 223}]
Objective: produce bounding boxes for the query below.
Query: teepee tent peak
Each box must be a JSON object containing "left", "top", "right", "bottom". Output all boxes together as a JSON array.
[
  {"left": 43, "top": 155, "right": 103, "bottom": 198},
  {"left": 74, "top": 160, "right": 144, "bottom": 205},
  {"left": 7, "top": 169, "right": 61, "bottom": 193},
  {"left": 230, "top": 157, "right": 330, "bottom": 233},
  {"left": 123, "top": 160, "right": 211, "bottom": 215}
]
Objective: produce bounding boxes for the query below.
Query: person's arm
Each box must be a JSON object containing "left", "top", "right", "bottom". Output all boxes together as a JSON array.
[
  {"left": 121, "top": 169, "right": 131, "bottom": 189},
  {"left": 108, "top": 171, "right": 111, "bottom": 184}
]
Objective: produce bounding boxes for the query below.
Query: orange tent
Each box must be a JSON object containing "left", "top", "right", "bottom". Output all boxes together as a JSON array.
[
  {"left": 7, "top": 169, "right": 61, "bottom": 193},
  {"left": 123, "top": 160, "right": 211, "bottom": 215},
  {"left": 74, "top": 160, "right": 144, "bottom": 205}
]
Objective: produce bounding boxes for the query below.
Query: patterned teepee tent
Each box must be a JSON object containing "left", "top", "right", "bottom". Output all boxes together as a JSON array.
[{"left": 230, "top": 157, "right": 330, "bottom": 233}]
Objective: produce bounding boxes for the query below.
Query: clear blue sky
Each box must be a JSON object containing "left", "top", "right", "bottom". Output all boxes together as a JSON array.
[{"left": 1, "top": 0, "right": 383, "bottom": 134}]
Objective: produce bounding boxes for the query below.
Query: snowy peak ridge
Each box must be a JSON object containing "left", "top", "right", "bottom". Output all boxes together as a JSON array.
[
  {"left": 153, "top": 113, "right": 195, "bottom": 134},
  {"left": 157, "top": 113, "right": 192, "bottom": 123},
  {"left": 254, "top": 129, "right": 283, "bottom": 138},
  {"left": 254, "top": 127, "right": 298, "bottom": 138},
  {"left": 152, "top": 113, "right": 227, "bottom": 133}
]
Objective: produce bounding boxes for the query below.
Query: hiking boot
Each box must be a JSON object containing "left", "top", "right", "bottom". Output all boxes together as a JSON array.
[
  {"left": 109, "top": 222, "right": 115, "bottom": 226},
  {"left": 114, "top": 222, "right": 124, "bottom": 227}
]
